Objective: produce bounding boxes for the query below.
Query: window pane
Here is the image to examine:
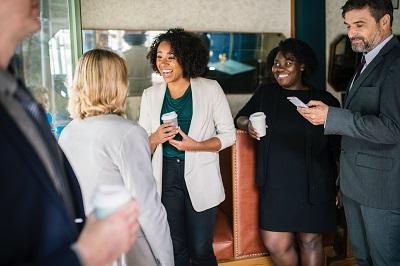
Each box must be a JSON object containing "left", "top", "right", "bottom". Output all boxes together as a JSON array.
[
  {"left": 82, "top": 30, "right": 284, "bottom": 96},
  {"left": 11, "top": 0, "right": 76, "bottom": 137},
  {"left": 81, "top": 30, "right": 284, "bottom": 121}
]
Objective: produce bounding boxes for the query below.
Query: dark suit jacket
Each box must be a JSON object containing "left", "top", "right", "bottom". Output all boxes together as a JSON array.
[
  {"left": 0, "top": 71, "right": 86, "bottom": 266},
  {"left": 326, "top": 36, "right": 400, "bottom": 209}
]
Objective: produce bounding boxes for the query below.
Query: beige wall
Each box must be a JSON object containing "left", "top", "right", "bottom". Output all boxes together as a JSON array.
[
  {"left": 326, "top": 0, "right": 400, "bottom": 99},
  {"left": 81, "top": 0, "right": 292, "bottom": 121},
  {"left": 81, "top": 0, "right": 291, "bottom": 36},
  {"left": 82, "top": 0, "right": 400, "bottom": 120}
]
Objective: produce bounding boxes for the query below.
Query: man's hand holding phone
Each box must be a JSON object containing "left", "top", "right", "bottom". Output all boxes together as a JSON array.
[
  {"left": 295, "top": 99, "right": 329, "bottom": 126},
  {"left": 287, "top": 96, "right": 309, "bottom": 108}
]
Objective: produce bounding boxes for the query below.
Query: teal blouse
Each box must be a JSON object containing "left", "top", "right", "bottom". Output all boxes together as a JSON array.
[{"left": 161, "top": 85, "right": 193, "bottom": 159}]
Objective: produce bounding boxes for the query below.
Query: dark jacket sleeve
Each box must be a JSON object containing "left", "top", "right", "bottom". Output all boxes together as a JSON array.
[
  {"left": 325, "top": 92, "right": 342, "bottom": 164},
  {"left": 0, "top": 106, "right": 83, "bottom": 266},
  {"left": 234, "top": 85, "right": 265, "bottom": 128},
  {"left": 0, "top": 149, "right": 83, "bottom": 266},
  {"left": 235, "top": 84, "right": 278, "bottom": 187}
]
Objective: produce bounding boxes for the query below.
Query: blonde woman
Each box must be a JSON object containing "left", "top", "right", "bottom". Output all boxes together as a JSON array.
[{"left": 59, "top": 49, "right": 173, "bottom": 266}]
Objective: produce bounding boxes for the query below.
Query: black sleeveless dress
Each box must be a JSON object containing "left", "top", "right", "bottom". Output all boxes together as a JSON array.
[{"left": 236, "top": 84, "right": 340, "bottom": 233}]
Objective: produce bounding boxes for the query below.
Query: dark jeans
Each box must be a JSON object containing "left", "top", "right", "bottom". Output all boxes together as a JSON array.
[
  {"left": 162, "top": 157, "right": 218, "bottom": 266},
  {"left": 343, "top": 195, "right": 400, "bottom": 266}
]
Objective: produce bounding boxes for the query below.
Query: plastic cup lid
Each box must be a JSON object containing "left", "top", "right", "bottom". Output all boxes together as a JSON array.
[
  {"left": 92, "top": 185, "right": 131, "bottom": 209},
  {"left": 161, "top": 111, "right": 177, "bottom": 120},
  {"left": 249, "top": 112, "right": 266, "bottom": 120}
]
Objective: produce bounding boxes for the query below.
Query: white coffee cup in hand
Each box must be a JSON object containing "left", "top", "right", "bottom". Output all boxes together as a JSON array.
[
  {"left": 249, "top": 112, "right": 267, "bottom": 138},
  {"left": 93, "top": 185, "right": 132, "bottom": 219},
  {"left": 92, "top": 185, "right": 133, "bottom": 266},
  {"left": 161, "top": 111, "right": 178, "bottom": 128}
]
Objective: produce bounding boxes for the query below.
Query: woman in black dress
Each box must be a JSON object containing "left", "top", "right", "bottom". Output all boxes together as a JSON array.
[{"left": 235, "top": 38, "right": 340, "bottom": 266}]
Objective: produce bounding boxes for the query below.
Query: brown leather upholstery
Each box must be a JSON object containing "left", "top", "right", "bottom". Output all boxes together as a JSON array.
[
  {"left": 214, "top": 130, "right": 267, "bottom": 261},
  {"left": 213, "top": 209, "right": 233, "bottom": 260},
  {"left": 213, "top": 147, "right": 234, "bottom": 261},
  {"left": 232, "top": 130, "right": 268, "bottom": 258}
]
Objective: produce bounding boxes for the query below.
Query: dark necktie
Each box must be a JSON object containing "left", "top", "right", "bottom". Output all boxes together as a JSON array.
[
  {"left": 353, "top": 55, "right": 366, "bottom": 82},
  {"left": 13, "top": 80, "right": 76, "bottom": 219}
]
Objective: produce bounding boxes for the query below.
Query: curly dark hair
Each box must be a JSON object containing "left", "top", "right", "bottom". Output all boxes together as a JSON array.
[
  {"left": 342, "top": 0, "right": 393, "bottom": 26},
  {"left": 147, "top": 28, "right": 209, "bottom": 78},
  {"left": 277, "top": 38, "right": 319, "bottom": 85}
]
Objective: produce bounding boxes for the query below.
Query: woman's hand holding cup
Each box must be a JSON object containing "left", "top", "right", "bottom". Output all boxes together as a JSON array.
[
  {"left": 150, "top": 111, "right": 179, "bottom": 146},
  {"left": 247, "top": 122, "right": 260, "bottom": 140},
  {"left": 150, "top": 123, "right": 177, "bottom": 146},
  {"left": 248, "top": 112, "right": 267, "bottom": 140}
]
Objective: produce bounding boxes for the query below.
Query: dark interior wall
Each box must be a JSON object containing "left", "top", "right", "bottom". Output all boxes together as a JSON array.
[{"left": 295, "top": 0, "right": 326, "bottom": 90}]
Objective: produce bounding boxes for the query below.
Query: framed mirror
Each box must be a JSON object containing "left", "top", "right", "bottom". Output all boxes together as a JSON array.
[
  {"left": 328, "top": 35, "right": 400, "bottom": 92},
  {"left": 82, "top": 30, "right": 285, "bottom": 96},
  {"left": 328, "top": 35, "right": 361, "bottom": 92}
]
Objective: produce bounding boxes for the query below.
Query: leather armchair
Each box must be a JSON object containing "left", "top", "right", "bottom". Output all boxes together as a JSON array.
[
  {"left": 213, "top": 130, "right": 267, "bottom": 262},
  {"left": 231, "top": 130, "right": 267, "bottom": 258},
  {"left": 213, "top": 130, "right": 339, "bottom": 263}
]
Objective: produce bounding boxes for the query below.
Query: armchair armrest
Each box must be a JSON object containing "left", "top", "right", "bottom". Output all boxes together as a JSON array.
[{"left": 232, "top": 130, "right": 267, "bottom": 258}]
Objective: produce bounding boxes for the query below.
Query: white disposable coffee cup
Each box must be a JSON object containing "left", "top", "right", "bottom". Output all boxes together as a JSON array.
[
  {"left": 249, "top": 112, "right": 267, "bottom": 138},
  {"left": 92, "top": 185, "right": 132, "bottom": 219},
  {"left": 161, "top": 111, "right": 178, "bottom": 127}
]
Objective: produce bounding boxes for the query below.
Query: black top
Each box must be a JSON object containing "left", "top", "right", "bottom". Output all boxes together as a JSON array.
[
  {"left": 235, "top": 83, "right": 341, "bottom": 204},
  {"left": 235, "top": 83, "right": 341, "bottom": 231},
  {"left": 266, "top": 88, "right": 309, "bottom": 198}
]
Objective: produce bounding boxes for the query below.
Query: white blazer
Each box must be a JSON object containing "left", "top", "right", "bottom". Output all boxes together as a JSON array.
[{"left": 139, "top": 77, "right": 236, "bottom": 212}]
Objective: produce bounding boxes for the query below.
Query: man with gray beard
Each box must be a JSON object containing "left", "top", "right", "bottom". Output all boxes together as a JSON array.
[{"left": 297, "top": 0, "right": 400, "bottom": 265}]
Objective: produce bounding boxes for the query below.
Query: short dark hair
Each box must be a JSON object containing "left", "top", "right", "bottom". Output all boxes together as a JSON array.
[
  {"left": 342, "top": 0, "right": 393, "bottom": 26},
  {"left": 147, "top": 28, "right": 209, "bottom": 78},
  {"left": 277, "top": 38, "right": 318, "bottom": 82}
]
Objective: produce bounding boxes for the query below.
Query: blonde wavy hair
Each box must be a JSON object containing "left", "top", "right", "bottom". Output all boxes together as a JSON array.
[{"left": 68, "top": 49, "right": 128, "bottom": 119}]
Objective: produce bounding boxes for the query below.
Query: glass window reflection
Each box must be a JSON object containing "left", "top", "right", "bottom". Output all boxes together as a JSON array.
[{"left": 82, "top": 30, "right": 284, "bottom": 96}]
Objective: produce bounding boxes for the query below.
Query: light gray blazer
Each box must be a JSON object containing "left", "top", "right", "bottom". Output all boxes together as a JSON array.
[
  {"left": 139, "top": 77, "right": 236, "bottom": 212},
  {"left": 59, "top": 114, "right": 173, "bottom": 266},
  {"left": 325, "top": 37, "right": 400, "bottom": 210}
]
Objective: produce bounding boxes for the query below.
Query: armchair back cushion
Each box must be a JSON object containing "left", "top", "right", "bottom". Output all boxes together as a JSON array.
[{"left": 232, "top": 130, "right": 267, "bottom": 258}]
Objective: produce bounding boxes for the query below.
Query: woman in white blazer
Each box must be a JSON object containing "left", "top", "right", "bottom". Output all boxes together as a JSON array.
[
  {"left": 59, "top": 49, "right": 173, "bottom": 266},
  {"left": 139, "top": 28, "right": 235, "bottom": 266}
]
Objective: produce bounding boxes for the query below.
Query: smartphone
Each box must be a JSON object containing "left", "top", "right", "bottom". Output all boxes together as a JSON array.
[{"left": 287, "top": 96, "right": 309, "bottom": 108}]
